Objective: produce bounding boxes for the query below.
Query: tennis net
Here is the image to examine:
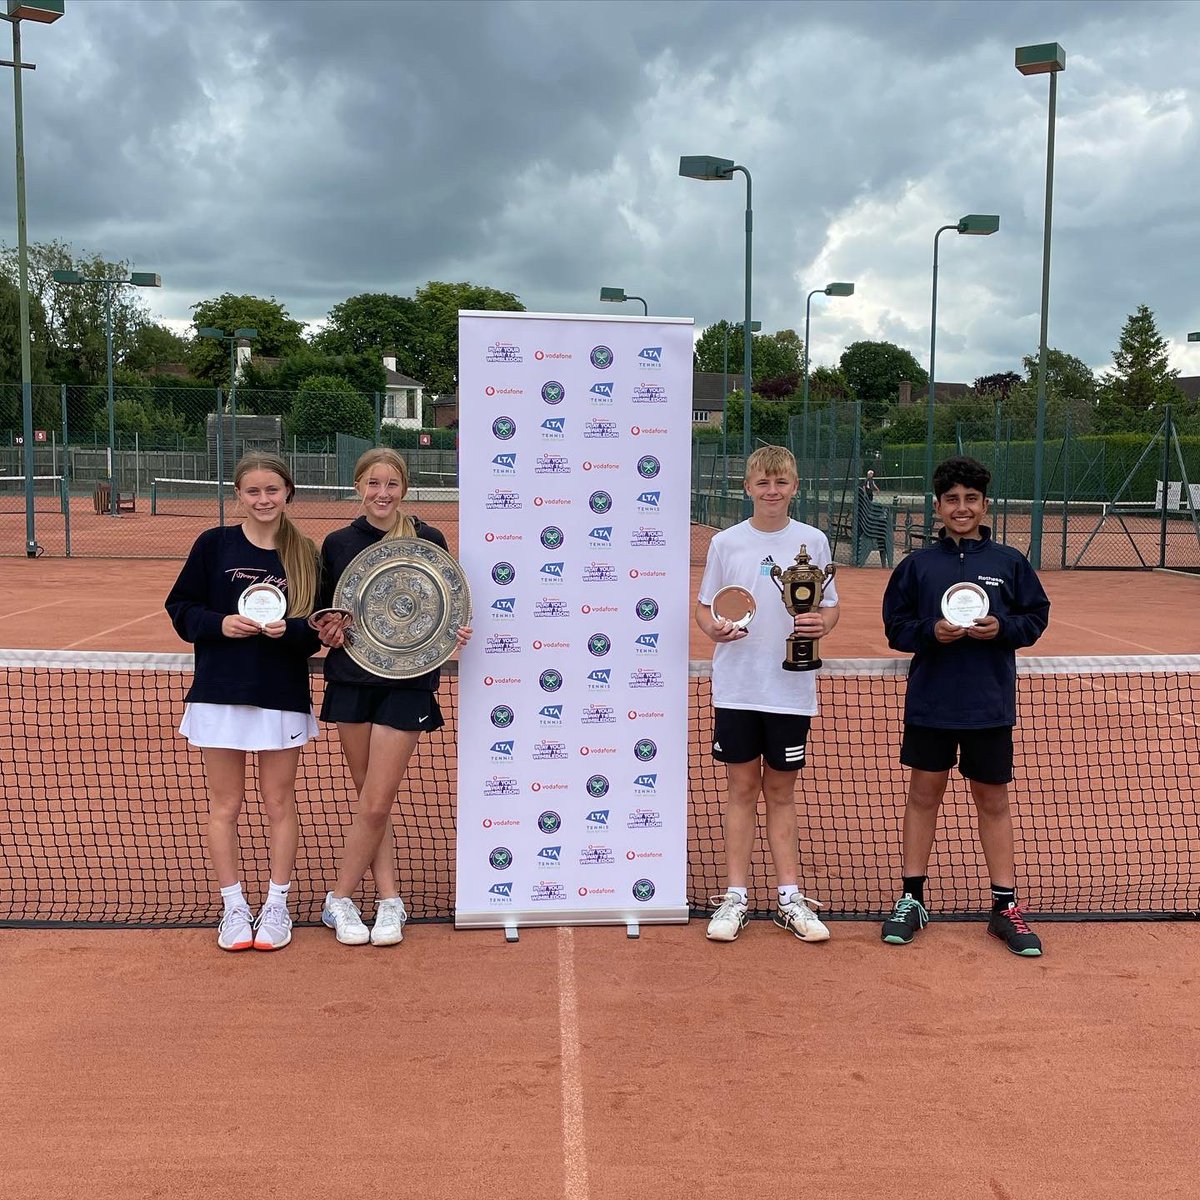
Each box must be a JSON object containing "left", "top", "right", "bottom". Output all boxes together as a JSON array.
[
  {"left": 0, "top": 474, "right": 68, "bottom": 515},
  {"left": 2, "top": 650, "right": 1197, "bottom": 926}
]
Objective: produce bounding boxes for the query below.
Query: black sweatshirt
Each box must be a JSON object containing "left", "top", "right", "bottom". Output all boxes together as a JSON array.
[
  {"left": 165, "top": 524, "right": 320, "bottom": 713},
  {"left": 318, "top": 515, "right": 449, "bottom": 692}
]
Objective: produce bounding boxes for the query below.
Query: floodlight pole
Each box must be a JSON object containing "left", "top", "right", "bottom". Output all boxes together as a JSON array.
[
  {"left": 926, "top": 223, "right": 958, "bottom": 534},
  {"left": 737, "top": 165, "right": 753, "bottom": 515}
]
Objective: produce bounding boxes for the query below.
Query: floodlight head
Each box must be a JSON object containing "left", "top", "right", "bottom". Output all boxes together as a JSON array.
[
  {"left": 234, "top": 328, "right": 258, "bottom": 340},
  {"left": 8, "top": 1, "right": 65, "bottom": 23},
  {"left": 599, "top": 287, "right": 626, "bottom": 303},
  {"left": 197, "top": 327, "right": 224, "bottom": 340},
  {"left": 747, "top": 320, "right": 762, "bottom": 332},
  {"left": 51, "top": 269, "right": 84, "bottom": 284},
  {"left": 957, "top": 214, "right": 1000, "bottom": 236},
  {"left": 1015, "top": 43, "right": 1066, "bottom": 75},
  {"left": 1188, "top": 332, "right": 1200, "bottom": 343},
  {"left": 679, "top": 155, "right": 736, "bottom": 181},
  {"left": 129, "top": 272, "right": 161, "bottom": 288},
  {"left": 824, "top": 282, "right": 855, "bottom": 297}
]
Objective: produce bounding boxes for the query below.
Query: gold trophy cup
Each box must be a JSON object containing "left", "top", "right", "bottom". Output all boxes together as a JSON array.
[{"left": 769, "top": 546, "right": 836, "bottom": 672}]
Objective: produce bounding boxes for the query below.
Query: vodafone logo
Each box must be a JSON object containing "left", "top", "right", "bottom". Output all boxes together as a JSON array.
[
  {"left": 485, "top": 532, "right": 495, "bottom": 542},
  {"left": 580, "top": 746, "right": 589, "bottom": 756},
  {"left": 534, "top": 497, "right": 543, "bottom": 506},
  {"left": 629, "top": 569, "right": 639, "bottom": 579},
  {"left": 531, "top": 782, "right": 541, "bottom": 791},
  {"left": 533, "top": 640, "right": 542, "bottom": 650},
  {"left": 628, "top": 710, "right": 637, "bottom": 720},
  {"left": 484, "top": 676, "right": 495, "bottom": 686},
  {"left": 486, "top": 386, "right": 495, "bottom": 396},
  {"left": 631, "top": 426, "right": 640, "bottom": 435},
  {"left": 535, "top": 350, "right": 545, "bottom": 360},
  {"left": 626, "top": 850, "right": 636, "bottom": 861},
  {"left": 583, "top": 462, "right": 593, "bottom": 471},
  {"left": 581, "top": 605, "right": 590, "bottom": 614},
  {"left": 578, "top": 887, "right": 588, "bottom": 897}
]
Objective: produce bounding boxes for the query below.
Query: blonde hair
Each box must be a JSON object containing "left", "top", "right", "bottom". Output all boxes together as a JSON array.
[
  {"left": 233, "top": 453, "right": 318, "bottom": 617},
  {"left": 745, "top": 444, "right": 799, "bottom": 483},
  {"left": 354, "top": 447, "right": 416, "bottom": 540}
]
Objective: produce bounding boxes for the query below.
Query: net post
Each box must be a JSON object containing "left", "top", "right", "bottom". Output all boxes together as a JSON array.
[{"left": 1159, "top": 404, "right": 1172, "bottom": 569}]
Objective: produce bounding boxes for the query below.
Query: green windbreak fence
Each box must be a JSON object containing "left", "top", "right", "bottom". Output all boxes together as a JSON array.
[{"left": 691, "top": 400, "right": 1200, "bottom": 571}]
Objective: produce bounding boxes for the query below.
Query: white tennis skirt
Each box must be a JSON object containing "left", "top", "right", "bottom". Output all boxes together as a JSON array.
[{"left": 180, "top": 703, "right": 320, "bottom": 752}]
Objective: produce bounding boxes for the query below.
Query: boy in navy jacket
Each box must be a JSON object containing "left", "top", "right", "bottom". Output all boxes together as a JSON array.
[{"left": 880, "top": 456, "right": 1050, "bottom": 955}]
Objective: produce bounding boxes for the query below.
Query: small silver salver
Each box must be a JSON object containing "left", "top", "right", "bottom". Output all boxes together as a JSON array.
[
  {"left": 334, "top": 537, "right": 472, "bottom": 680},
  {"left": 710, "top": 585, "right": 756, "bottom": 630},
  {"left": 941, "top": 582, "right": 990, "bottom": 628},
  {"left": 238, "top": 582, "right": 287, "bottom": 625}
]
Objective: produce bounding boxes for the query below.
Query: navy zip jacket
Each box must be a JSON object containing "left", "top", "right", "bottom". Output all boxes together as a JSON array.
[
  {"left": 319, "top": 515, "right": 448, "bottom": 692},
  {"left": 165, "top": 524, "right": 320, "bottom": 713},
  {"left": 882, "top": 527, "right": 1049, "bottom": 729}
]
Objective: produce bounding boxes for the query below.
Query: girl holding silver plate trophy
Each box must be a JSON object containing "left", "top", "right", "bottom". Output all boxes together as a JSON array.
[
  {"left": 312, "top": 448, "right": 472, "bottom": 948},
  {"left": 166, "top": 453, "right": 322, "bottom": 953}
]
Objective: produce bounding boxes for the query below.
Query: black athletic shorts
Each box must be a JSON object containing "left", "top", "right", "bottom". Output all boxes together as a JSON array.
[
  {"left": 320, "top": 682, "right": 444, "bottom": 733},
  {"left": 900, "top": 724, "right": 1013, "bottom": 785},
  {"left": 712, "top": 708, "right": 812, "bottom": 772}
]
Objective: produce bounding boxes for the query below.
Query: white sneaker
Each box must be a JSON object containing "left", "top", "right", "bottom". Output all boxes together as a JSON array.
[
  {"left": 217, "top": 903, "right": 254, "bottom": 952},
  {"left": 774, "top": 893, "right": 830, "bottom": 942},
  {"left": 706, "top": 891, "right": 749, "bottom": 942},
  {"left": 321, "top": 893, "right": 370, "bottom": 945},
  {"left": 252, "top": 901, "right": 293, "bottom": 951},
  {"left": 370, "top": 897, "right": 408, "bottom": 947}
]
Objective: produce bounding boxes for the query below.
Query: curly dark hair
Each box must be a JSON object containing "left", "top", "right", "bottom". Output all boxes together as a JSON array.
[{"left": 932, "top": 456, "right": 991, "bottom": 499}]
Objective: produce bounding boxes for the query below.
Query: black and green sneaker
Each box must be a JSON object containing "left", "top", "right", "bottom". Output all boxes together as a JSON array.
[
  {"left": 987, "top": 904, "right": 1042, "bottom": 956},
  {"left": 881, "top": 893, "right": 929, "bottom": 945}
]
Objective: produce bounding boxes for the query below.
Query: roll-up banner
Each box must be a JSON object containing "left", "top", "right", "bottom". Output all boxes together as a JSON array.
[{"left": 455, "top": 311, "right": 694, "bottom": 928}]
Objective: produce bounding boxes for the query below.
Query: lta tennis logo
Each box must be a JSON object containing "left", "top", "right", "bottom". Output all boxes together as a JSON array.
[
  {"left": 589, "top": 490, "right": 612, "bottom": 514},
  {"left": 540, "top": 526, "right": 564, "bottom": 550},
  {"left": 590, "top": 345, "right": 614, "bottom": 369},
  {"left": 588, "top": 633, "right": 611, "bottom": 657},
  {"left": 490, "top": 705, "right": 514, "bottom": 729},
  {"left": 586, "top": 774, "right": 610, "bottom": 799},
  {"left": 492, "top": 416, "right": 516, "bottom": 440},
  {"left": 541, "top": 381, "right": 564, "bottom": 404},
  {"left": 538, "top": 810, "right": 562, "bottom": 835},
  {"left": 632, "top": 878, "right": 656, "bottom": 902},
  {"left": 539, "top": 668, "right": 563, "bottom": 693},
  {"left": 491, "top": 561, "right": 515, "bottom": 585},
  {"left": 637, "top": 455, "right": 660, "bottom": 479},
  {"left": 634, "top": 738, "right": 657, "bottom": 762},
  {"left": 636, "top": 597, "right": 659, "bottom": 621},
  {"left": 489, "top": 847, "right": 513, "bottom": 870}
]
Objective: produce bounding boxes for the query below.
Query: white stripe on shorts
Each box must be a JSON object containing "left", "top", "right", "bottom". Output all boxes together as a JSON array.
[
  {"left": 782, "top": 744, "right": 806, "bottom": 764},
  {"left": 180, "top": 703, "right": 320, "bottom": 751}
]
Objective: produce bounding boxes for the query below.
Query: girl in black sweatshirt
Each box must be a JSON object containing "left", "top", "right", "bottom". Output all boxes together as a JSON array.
[{"left": 166, "top": 453, "right": 320, "bottom": 952}]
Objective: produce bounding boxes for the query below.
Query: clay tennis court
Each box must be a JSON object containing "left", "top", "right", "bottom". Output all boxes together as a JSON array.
[{"left": 2, "top": 540, "right": 1199, "bottom": 1198}]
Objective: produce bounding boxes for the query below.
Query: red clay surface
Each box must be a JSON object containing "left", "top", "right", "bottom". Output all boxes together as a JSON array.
[{"left": 2, "top": 921, "right": 1198, "bottom": 1200}]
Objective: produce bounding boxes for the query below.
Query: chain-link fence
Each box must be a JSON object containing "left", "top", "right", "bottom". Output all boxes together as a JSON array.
[{"left": 0, "top": 384, "right": 458, "bottom": 558}]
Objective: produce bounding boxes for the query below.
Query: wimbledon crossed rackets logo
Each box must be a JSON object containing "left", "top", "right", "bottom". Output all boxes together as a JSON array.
[
  {"left": 636, "top": 598, "right": 659, "bottom": 621},
  {"left": 634, "top": 738, "right": 657, "bottom": 762},
  {"left": 490, "top": 706, "right": 514, "bottom": 729},
  {"left": 537, "top": 811, "right": 562, "bottom": 834},
  {"left": 489, "top": 847, "right": 513, "bottom": 870},
  {"left": 492, "top": 416, "right": 516, "bottom": 440}
]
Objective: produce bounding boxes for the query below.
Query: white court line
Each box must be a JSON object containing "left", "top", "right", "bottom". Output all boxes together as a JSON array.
[
  {"left": 557, "top": 926, "right": 590, "bottom": 1200},
  {"left": 0, "top": 597, "right": 72, "bottom": 620},
  {"left": 62, "top": 610, "right": 167, "bottom": 650},
  {"left": 1047, "top": 618, "right": 1171, "bottom": 656}
]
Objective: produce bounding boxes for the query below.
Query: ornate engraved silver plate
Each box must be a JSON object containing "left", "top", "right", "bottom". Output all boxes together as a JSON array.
[{"left": 334, "top": 537, "right": 472, "bottom": 680}]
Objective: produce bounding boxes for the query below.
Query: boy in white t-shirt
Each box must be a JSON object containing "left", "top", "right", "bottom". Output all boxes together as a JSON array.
[{"left": 695, "top": 445, "right": 841, "bottom": 942}]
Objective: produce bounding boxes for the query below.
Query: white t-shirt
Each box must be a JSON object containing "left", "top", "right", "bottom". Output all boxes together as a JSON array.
[{"left": 698, "top": 518, "right": 839, "bottom": 715}]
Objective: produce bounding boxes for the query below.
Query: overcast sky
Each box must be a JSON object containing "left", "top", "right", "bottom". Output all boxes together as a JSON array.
[{"left": 3, "top": 0, "right": 1198, "bottom": 381}]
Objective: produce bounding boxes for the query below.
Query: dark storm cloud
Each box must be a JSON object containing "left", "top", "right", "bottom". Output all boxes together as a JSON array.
[{"left": 2, "top": 0, "right": 1197, "bottom": 382}]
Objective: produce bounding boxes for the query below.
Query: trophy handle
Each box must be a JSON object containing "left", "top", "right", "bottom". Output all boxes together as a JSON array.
[{"left": 768, "top": 563, "right": 784, "bottom": 596}]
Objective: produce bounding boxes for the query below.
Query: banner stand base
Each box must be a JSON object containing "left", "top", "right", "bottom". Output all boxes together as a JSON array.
[{"left": 455, "top": 905, "right": 688, "bottom": 933}]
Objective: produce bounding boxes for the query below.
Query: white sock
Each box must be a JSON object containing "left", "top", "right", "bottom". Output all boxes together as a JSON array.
[
  {"left": 728, "top": 886, "right": 748, "bottom": 903},
  {"left": 778, "top": 884, "right": 800, "bottom": 905},
  {"left": 266, "top": 880, "right": 291, "bottom": 908},
  {"left": 220, "top": 882, "right": 246, "bottom": 912}
]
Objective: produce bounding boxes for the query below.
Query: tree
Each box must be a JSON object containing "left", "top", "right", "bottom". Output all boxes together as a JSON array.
[
  {"left": 288, "top": 374, "right": 374, "bottom": 441},
  {"left": 1095, "top": 305, "right": 1178, "bottom": 432},
  {"left": 693, "top": 321, "right": 804, "bottom": 383},
  {"left": 123, "top": 322, "right": 191, "bottom": 375},
  {"left": 414, "top": 281, "right": 523, "bottom": 393},
  {"left": 839, "top": 340, "right": 928, "bottom": 426},
  {"left": 973, "top": 371, "right": 1022, "bottom": 399},
  {"left": 1, "top": 239, "right": 154, "bottom": 384},
  {"left": 188, "top": 294, "right": 306, "bottom": 386},
  {"left": 313, "top": 292, "right": 443, "bottom": 384},
  {"left": 242, "top": 348, "right": 386, "bottom": 402},
  {"left": 1012, "top": 347, "right": 1098, "bottom": 435},
  {"left": 807, "top": 365, "right": 855, "bottom": 403}
]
